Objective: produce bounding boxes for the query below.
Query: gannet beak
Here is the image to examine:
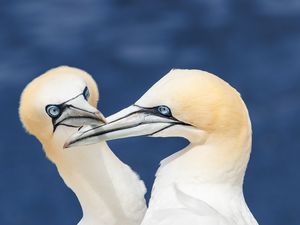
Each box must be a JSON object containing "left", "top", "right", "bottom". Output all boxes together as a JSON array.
[
  {"left": 52, "top": 96, "right": 106, "bottom": 132},
  {"left": 64, "top": 104, "right": 190, "bottom": 148}
]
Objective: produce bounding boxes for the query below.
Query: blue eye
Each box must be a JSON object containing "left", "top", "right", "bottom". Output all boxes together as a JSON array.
[
  {"left": 157, "top": 105, "right": 171, "bottom": 117},
  {"left": 46, "top": 105, "right": 61, "bottom": 118},
  {"left": 83, "top": 87, "right": 90, "bottom": 100}
]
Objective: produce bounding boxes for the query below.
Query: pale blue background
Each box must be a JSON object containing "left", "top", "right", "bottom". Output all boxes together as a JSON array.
[{"left": 0, "top": 0, "right": 299, "bottom": 224}]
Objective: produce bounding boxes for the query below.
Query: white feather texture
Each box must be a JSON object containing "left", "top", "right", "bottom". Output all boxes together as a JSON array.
[
  {"left": 138, "top": 69, "right": 258, "bottom": 225},
  {"left": 19, "top": 66, "right": 147, "bottom": 225},
  {"left": 60, "top": 69, "right": 259, "bottom": 225}
]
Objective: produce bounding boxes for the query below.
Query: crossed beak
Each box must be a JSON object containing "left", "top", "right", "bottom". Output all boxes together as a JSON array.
[
  {"left": 52, "top": 96, "right": 106, "bottom": 132},
  {"left": 64, "top": 104, "right": 190, "bottom": 148}
]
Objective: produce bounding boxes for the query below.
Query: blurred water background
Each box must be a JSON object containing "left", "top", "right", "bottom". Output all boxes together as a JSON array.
[{"left": 0, "top": 0, "right": 299, "bottom": 224}]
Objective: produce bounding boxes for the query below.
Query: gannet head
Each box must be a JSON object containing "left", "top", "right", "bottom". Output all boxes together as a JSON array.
[
  {"left": 65, "top": 69, "right": 251, "bottom": 149},
  {"left": 19, "top": 66, "right": 106, "bottom": 155}
]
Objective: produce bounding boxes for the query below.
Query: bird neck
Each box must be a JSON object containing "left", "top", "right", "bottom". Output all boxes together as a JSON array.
[
  {"left": 44, "top": 141, "right": 146, "bottom": 225},
  {"left": 149, "top": 128, "right": 253, "bottom": 219}
]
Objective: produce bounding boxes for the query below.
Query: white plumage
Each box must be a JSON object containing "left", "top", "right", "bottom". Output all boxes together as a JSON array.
[
  {"left": 67, "top": 69, "right": 259, "bottom": 225},
  {"left": 19, "top": 66, "right": 146, "bottom": 225}
]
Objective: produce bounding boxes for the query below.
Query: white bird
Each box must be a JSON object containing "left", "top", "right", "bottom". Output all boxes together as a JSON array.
[
  {"left": 19, "top": 66, "right": 147, "bottom": 225},
  {"left": 65, "top": 69, "right": 259, "bottom": 225}
]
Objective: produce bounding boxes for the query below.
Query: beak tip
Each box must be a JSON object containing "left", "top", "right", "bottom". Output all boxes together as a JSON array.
[
  {"left": 95, "top": 112, "right": 107, "bottom": 124},
  {"left": 63, "top": 142, "right": 71, "bottom": 149}
]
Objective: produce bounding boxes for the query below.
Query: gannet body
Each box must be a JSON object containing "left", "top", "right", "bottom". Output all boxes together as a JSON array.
[
  {"left": 19, "top": 66, "right": 146, "bottom": 225},
  {"left": 66, "top": 69, "right": 259, "bottom": 225}
]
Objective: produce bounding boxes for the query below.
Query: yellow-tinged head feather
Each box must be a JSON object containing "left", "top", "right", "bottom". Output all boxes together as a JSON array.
[
  {"left": 137, "top": 69, "right": 251, "bottom": 140},
  {"left": 19, "top": 66, "right": 99, "bottom": 142}
]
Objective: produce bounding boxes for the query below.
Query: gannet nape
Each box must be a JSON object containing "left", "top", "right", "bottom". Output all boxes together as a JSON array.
[
  {"left": 66, "top": 69, "right": 258, "bottom": 225},
  {"left": 19, "top": 66, "right": 147, "bottom": 225}
]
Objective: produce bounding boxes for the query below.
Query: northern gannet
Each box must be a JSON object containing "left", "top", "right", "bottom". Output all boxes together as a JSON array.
[
  {"left": 65, "top": 69, "right": 259, "bottom": 225},
  {"left": 19, "top": 66, "right": 146, "bottom": 225}
]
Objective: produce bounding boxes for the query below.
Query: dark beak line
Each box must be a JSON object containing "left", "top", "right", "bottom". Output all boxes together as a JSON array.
[
  {"left": 76, "top": 108, "right": 145, "bottom": 136},
  {"left": 51, "top": 93, "right": 84, "bottom": 132},
  {"left": 148, "top": 124, "right": 175, "bottom": 136},
  {"left": 54, "top": 115, "right": 101, "bottom": 131},
  {"left": 75, "top": 104, "right": 189, "bottom": 136},
  {"left": 60, "top": 92, "right": 83, "bottom": 105},
  {"left": 52, "top": 103, "right": 103, "bottom": 132},
  {"left": 67, "top": 122, "right": 141, "bottom": 146},
  {"left": 66, "top": 121, "right": 181, "bottom": 147},
  {"left": 67, "top": 105, "right": 96, "bottom": 114},
  {"left": 67, "top": 107, "right": 192, "bottom": 146}
]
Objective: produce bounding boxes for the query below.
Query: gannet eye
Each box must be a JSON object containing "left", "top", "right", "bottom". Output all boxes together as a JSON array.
[
  {"left": 46, "top": 105, "right": 61, "bottom": 118},
  {"left": 83, "top": 87, "right": 90, "bottom": 100},
  {"left": 157, "top": 105, "right": 171, "bottom": 117}
]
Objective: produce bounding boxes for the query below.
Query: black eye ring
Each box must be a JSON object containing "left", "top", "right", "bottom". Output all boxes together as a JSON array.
[
  {"left": 46, "top": 105, "right": 61, "bottom": 118},
  {"left": 157, "top": 105, "right": 172, "bottom": 117},
  {"left": 83, "top": 87, "right": 90, "bottom": 100}
]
